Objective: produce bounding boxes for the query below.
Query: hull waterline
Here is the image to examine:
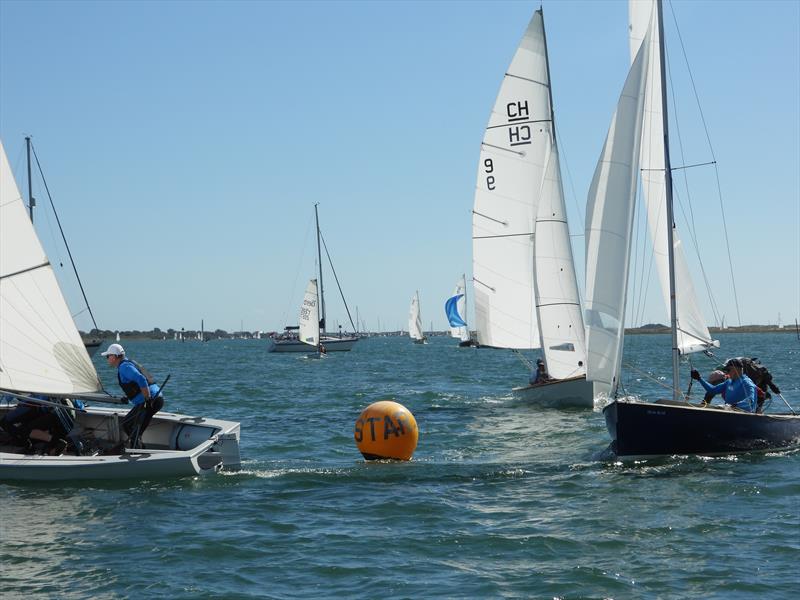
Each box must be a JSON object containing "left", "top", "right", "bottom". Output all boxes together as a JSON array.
[
  {"left": 603, "top": 399, "right": 800, "bottom": 458},
  {"left": 512, "top": 375, "right": 593, "bottom": 408},
  {"left": 267, "top": 336, "right": 359, "bottom": 353}
]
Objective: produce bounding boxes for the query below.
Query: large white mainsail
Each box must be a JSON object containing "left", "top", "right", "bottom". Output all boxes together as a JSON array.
[
  {"left": 0, "top": 140, "right": 100, "bottom": 395},
  {"left": 628, "top": 0, "right": 718, "bottom": 355},
  {"left": 409, "top": 291, "right": 424, "bottom": 341},
  {"left": 445, "top": 275, "right": 469, "bottom": 342},
  {"left": 298, "top": 279, "right": 320, "bottom": 347},
  {"left": 584, "top": 29, "right": 652, "bottom": 398},
  {"left": 472, "top": 10, "right": 552, "bottom": 349}
]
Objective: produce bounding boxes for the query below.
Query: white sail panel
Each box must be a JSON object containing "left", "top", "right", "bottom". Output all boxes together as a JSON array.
[
  {"left": 446, "top": 275, "right": 469, "bottom": 341},
  {"left": 409, "top": 291, "right": 424, "bottom": 341},
  {"left": 0, "top": 140, "right": 100, "bottom": 394},
  {"left": 298, "top": 279, "right": 319, "bottom": 347},
  {"left": 535, "top": 144, "right": 587, "bottom": 379},
  {"left": 629, "top": 0, "right": 718, "bottom": 355},
  {"left": 584, "top": 36, "right": 651, "bottom": 398},
  {"left": 472, "top": 10, "right": 551, "bottom": 350}
]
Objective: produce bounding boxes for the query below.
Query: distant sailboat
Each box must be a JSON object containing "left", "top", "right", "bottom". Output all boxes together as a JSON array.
[
  {"left": 115, "top": 331, "right": 120, "bottom": 342},
  {"left": 471, "top": 9, "right": 591, "bottom": 407},
  {"left": 409, "top": 291, "right": 427, "bottom": 344},
  {"left": 445, "top": 275, "right": 476, "bottom": 347},
  {"left": 268, "top": 204, "right": 360, "bottom": 353}
]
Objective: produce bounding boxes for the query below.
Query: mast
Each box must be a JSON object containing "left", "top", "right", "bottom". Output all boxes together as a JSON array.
[
  {"left": 656, "top": 0, "right": 681, "bottom": 401},
  {"left": 25, "top": 136, "right": 35, "bottom": 222},
  {"left": 314, "top": 203, "right": 326, "bottom": 333}
]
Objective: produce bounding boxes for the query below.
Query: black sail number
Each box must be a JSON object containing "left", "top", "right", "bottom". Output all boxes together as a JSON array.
[{"left": 484, "top": 158, "right": 495, "bottom": 191}]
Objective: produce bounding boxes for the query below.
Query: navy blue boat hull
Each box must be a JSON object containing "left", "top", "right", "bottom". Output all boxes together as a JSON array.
[{"left": 603, "top": 399, "right": 800, "bottom": 458}]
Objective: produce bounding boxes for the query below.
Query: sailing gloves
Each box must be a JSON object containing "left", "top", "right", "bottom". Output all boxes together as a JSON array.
[{"left": 690, "top": 369, "right": 701, "bottom": 381}]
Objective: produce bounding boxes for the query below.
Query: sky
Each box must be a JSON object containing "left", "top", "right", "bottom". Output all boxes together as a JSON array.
[{"left": 1, "top": 0, "right": 798, "bottom": 333}]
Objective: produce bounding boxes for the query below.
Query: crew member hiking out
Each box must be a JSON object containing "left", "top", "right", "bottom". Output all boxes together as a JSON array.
[{"left": 101, "top": 343, "right": 164, "bottom": 449}]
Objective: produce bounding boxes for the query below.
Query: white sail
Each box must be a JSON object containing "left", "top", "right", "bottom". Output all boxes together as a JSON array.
[
  {"left": 445, "top": 275, "right": 469, "bottom": 341},
  {"left": 534, "top": 111, "right": 587, "bottom": 380},
  {"left": 0, "top": 140, "right": 100, "bottom": 395},
  {"left": 298, "top": 278, "right": 320, "bottom": 347},
  {"left": 409, "top": 291, "right": 424, "bottom": 341},
  {"left": 629, "top": 0, "right": 718, "bottom": 355},
  {"left": 584, "top": 32, "right": 651, "bottom": 398},
  {"left": 472, "top": 10, "right": 552, "bottom": 350}
]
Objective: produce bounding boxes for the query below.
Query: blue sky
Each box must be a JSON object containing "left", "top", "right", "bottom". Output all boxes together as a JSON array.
[{"left": 1, "top": 0, "right": 798, "bottom": 333}]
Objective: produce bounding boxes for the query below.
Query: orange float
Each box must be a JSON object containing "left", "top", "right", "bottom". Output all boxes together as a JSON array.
[{"left": 354, "top": 400, "right": 419, "bottom": 460}]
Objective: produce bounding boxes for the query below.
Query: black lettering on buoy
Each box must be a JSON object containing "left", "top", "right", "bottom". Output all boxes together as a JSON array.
[
  {"left": 394, "top": 412, "right": 407, "bottom": 435},
  {"left": 383, "top": 415, "right": 401, "bottom": 439},
  {"left": 366, "top": 416, "right": 381, "bottom": 441},
  {"left": 354, "top": 418, "right": 364, "bottom": 442}
]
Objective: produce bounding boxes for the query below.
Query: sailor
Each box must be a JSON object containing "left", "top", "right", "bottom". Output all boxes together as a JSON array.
[
  {"left": 529, "top": 358, "right": 553, "bottom": 385},
  {"left": 101, "top": 343, "right": 164, "bottom": 448},
  {"left": 691, "top": 358, "right": 758, "bottom": 412}
]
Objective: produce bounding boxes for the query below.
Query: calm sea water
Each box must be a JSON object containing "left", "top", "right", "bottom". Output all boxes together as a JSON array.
[{"left": 1, "top": 332, "right": 798, "bottom": 598}]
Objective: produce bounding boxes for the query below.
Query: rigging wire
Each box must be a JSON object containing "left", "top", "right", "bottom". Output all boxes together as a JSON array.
[
  {"left": 31, "top": 142, "right": 99, "bottom": 332},
  {"left": 667, "top": 0, "right": 742, "bottom": 326},
  {"left": 319, "top": 232, "right": 358, "bottom": 333},
  {"left": 278, "top": 212, "right": 314, "bottom": 329}
]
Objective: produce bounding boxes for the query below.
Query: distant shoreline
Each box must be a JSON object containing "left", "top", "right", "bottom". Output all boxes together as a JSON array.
[
  {"left": 625, "top": 325, "right": 798, "bottom": 335},
  {"left": 82, "top": 324, "right": 799, "bottom": 342}
]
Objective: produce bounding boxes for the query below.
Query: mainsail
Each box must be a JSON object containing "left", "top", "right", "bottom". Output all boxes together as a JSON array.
[
  {"left": 472, "top": 10, "right": 552, "bottom": 350},
  {"left": 0, "top": 139, "right": 101, "bottom": 394},
  {"left": 628, "top": 0, "right": 718, "bottom": 355},
  {"left": 445, "top": 275, "right": 469, "bottom": 342},
  {"left": 584, "top": 30, "right": 652, "bottom": 398},
  {"left": 298, "top": 279, "right": 320, "bottom": 347},
  {"left": 409, "top": 291, "right": 424, "bottom": 341}
]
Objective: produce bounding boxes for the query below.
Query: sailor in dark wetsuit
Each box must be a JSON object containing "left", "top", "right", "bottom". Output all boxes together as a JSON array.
[{"left": 101, "top": 343, "right": 164, "bottom": 448}]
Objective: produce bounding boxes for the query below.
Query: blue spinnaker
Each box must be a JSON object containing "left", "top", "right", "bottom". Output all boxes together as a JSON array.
[{"left": 445, "top": 295, "right": 467, "bottom": 327}]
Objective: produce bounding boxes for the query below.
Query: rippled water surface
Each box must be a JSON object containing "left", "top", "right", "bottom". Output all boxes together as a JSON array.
[{"left": 2, "top": 332, "right": 798, "bottom": 598}]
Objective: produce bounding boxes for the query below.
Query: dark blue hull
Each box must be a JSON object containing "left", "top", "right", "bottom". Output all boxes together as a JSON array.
[{"left": 603, "top": 399, "right": 800, "bottom": 458}]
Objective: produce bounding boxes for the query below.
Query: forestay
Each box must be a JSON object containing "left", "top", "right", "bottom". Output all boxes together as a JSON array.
[
  {"left": 409, "top": 291, "right": 424, "bottom": 341},
  {"left": 584, "top": 32, "right": 651, "bottom": 398},
  {"left": 628, "top": 0, "right": 718, "bottom": 355},
  {"left": 0, "top": 140, "right": 101, "bottom": 395},
  {"left": 445, "top": 275, "right": 469, "bottom": 342},
  {"left": 472, "top": 11, "right": 551, "bottom": 350},
  {"left": 298, "top": 278, "right": 320, "bottom": 347}
]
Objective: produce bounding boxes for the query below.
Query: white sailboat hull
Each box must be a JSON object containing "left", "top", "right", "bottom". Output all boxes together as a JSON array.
[
  {"left": 267, "top": 336, "right": 360, "bottom": 353},
  {"left": 0, "top": 405, "right": 241, "bottom": 481},
  {"left": 512, "top": 375, "right": 594, "bottom": 408}
]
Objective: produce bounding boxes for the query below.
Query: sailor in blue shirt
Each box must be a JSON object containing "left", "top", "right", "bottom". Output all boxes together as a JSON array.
[
  {"left": 101, "top": 343, "right": 164, "bottom": 448},
  {"left": 691, "top": 358, "right": 758, "bottom": 413}
]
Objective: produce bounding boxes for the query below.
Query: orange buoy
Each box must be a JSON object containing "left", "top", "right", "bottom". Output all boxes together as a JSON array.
[{"left": 354, "top": 400, "right": 419, "bottom": 461}]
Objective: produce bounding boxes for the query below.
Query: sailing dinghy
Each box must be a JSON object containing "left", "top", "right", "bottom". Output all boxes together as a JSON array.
[
  {"left": 299, "top": 278, "right": 326, "bottom": 358},
  {"left": 0, "top": 139, "right": 241, "bottom": 480},
  {"left": 471, "top": 9, "right": 592, "bottom": 407},
  {"left": 587, "top": 0, "right": 800, "bottom": 458},
  {"left": 409, "top": 291, "right": 427, "bottom": 344}
]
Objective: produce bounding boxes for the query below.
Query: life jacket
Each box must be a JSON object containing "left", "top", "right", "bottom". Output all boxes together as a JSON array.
[{"left": 117, "top": 359, "right": 155, "bottom": 400}]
